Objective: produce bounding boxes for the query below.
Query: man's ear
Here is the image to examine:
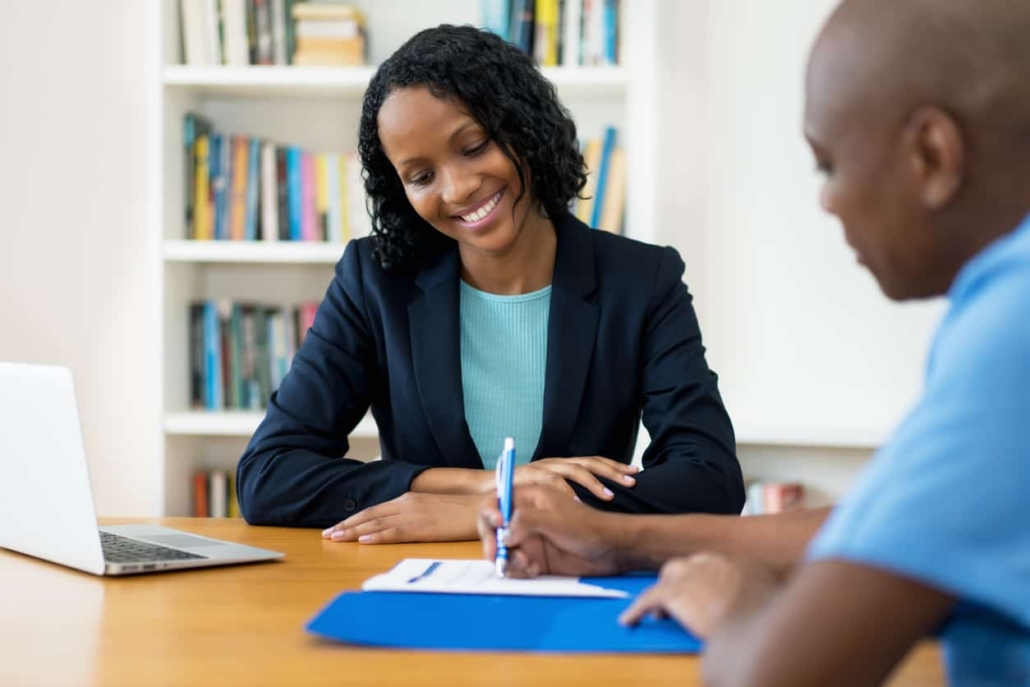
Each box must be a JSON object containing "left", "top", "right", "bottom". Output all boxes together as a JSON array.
[{"left": 906, "top": 106, "right": 965, "bottom": 210}]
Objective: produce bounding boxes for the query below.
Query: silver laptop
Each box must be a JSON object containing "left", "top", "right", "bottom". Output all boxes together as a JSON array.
[{"left": 0, "top": 363, "right": 283, "bottom": 575}]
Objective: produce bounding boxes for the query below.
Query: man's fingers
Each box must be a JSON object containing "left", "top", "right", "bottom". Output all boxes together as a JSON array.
[{"left": 618, "top": 585, "right": 666, "bottom": 627}]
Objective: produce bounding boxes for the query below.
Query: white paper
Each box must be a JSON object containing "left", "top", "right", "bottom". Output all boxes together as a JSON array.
[{"left": 361, "top": 559, "right": 628, "bottom": 599}]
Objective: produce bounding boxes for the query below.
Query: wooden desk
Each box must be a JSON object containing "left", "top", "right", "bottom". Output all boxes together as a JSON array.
[{"left": 0, "top": 518, "right": 944, "bottom": 686}]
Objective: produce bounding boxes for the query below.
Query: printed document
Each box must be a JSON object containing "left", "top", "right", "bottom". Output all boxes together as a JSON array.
[{"left": 362, "top": 559, "right": 629, "bottom": 598}]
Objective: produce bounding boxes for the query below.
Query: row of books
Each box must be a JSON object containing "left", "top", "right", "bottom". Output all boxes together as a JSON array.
[
  {"left": 573, "top": 126, "right": 625, "bottom": 234},
  {"left": 742, "top": 481, "right": 806, "bottom": 516},
  {"left": 189, "top": 300, "right": 319, "bottom": 411},
  {"left": 482, "top": 0, "right": 620, "bottom": 67},
  {"left": 180, "top": 0, "right": 368, "bottom": 67},
  {"left": 192, "top": 470, "right": 241, "bottom": 518},
  {"left": 183, "top": 113, "right": 370, "bottom": 242}
]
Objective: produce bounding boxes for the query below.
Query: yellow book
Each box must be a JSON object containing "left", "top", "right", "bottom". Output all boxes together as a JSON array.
[
  {"left": 576, "top": 138, "right": 603, "bottom": 225},
  {"left": 193, "top": 135, "right": 212, "bottom": 240},
  {"left": 315, "top": 153, "right": 329, "bottom": 240},
  {"left": 598, "top": 147, "right": 626, "bottom": 234},
  {"left": 338, "top": 153, "right": 351, "bottom": 242},
  {"left": 227, "top": 471, "right": 241, "bottom": 518},
  {"left": 534, "top": 0, "right": 560, "bottom": 67}
]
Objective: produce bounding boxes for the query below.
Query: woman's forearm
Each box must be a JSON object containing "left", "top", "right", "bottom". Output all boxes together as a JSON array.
[{"left": 410, "top": 467, "right": 492, "bottom": 495}]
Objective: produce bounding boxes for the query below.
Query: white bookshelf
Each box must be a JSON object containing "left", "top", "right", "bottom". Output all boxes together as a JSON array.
[
  {"left": 163, "top": 64, "right": 628, "bottom": 98},
  {"left": 147, "top": 0, "right": 661, "bottom": 516},
  {"left": 165, "top": 411, "right": 378, "bottom": 438}
]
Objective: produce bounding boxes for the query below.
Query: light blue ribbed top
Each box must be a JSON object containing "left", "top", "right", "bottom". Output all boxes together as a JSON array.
[{"left": 460, "top": 280, "right": 551, "bottom": 470}]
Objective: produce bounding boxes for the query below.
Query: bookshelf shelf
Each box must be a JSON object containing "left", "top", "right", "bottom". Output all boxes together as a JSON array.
[
  {"left": 162, "top": 65, "right": 627, "bottom": 98},
  {"left": 151, "top": 0, "right": 661, "bottom": 516},
  {"left": 735, "top": 424, "right": 887, "bottom": 450},
  {"left": 165, "top": 411, "right": 379, "bottom": 438},
  {"left": 163, "top": 240, "right": 345, "bottom": 264}
]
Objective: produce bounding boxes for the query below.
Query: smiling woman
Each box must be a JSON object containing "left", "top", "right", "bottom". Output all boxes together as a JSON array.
[{"left": 235, "top": 24, "right": 745, "bottom": 544}]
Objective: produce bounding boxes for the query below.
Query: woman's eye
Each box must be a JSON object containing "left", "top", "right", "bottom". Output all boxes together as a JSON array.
[
  {"left": 463, "top": 141, "right": 489, "bottom": 157},
  {"left": 410, "top": 171, "right": 433, "bottom": 187}
]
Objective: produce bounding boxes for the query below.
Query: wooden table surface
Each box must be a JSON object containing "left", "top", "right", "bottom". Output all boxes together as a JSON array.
[{"left": 0, "top": 518, "right": 945, "bottom": 686}]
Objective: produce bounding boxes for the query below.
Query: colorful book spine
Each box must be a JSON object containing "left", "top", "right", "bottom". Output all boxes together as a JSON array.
[{"left": 301, "top": 151, "right": 316, "bottom": 241}]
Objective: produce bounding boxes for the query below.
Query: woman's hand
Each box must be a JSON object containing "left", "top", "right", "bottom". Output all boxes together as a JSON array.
[
  {"left": 512, "top": 456, "right": 639, "bottom": 501},
  {"left": 322, "top": 492, "right": 491, "bottom": 544},
  {"left": 617, "top": 553, "right": 782, "bottom": 639}
]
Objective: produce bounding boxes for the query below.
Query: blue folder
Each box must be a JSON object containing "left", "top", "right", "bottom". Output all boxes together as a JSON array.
[{"left": 305, "top": 574, "right": 702, "bottom": 653}]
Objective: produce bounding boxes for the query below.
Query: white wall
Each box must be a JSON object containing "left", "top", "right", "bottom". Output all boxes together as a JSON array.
[
  {"left": 653, "top": 0, "right": 947, "bottom": 504},
  {"left": 0, "top": 2, "right": 155, "bottom": 516},
  {"left": 0, "top": 0, "right": 929, "bottom": 516}
]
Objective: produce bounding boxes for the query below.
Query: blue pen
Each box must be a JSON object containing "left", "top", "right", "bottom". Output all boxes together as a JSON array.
[{"left": 495, "top": 437, "right": 516, "bottom": 577}]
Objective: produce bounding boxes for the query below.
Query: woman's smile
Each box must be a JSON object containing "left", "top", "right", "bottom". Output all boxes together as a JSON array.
[{"left": 453, "top": 188, "right": 505, "bottom": 230}]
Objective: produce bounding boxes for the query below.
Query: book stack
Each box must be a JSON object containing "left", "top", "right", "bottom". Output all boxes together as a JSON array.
[{"left": 291, "top": 3, "right": 367, "bottom": 66}]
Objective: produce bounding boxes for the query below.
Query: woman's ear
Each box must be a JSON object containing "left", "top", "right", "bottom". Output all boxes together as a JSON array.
[{"left": 906, "top": 106, "right": 965, "bottom": 210}]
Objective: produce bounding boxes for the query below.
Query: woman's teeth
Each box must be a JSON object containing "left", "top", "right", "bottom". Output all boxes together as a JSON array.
[{"left": 460, "top": 191, "right": 501, "bottom": 223}]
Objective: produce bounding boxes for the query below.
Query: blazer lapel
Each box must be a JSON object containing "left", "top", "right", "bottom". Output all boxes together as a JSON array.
[
  {"left": 532, "top": 216, "right": 600, "bottom": 461},
  {"left": 408, "top": 248, "right": 483, "bottom": 469}
]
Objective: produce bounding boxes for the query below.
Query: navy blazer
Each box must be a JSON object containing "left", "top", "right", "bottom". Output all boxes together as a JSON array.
[{"left": 237, "top": 213, "right": 744, "bottom": 528}]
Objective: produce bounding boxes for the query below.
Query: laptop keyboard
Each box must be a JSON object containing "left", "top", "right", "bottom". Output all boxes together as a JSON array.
[{"left": 100, "top": 531, "right": 206, "bottom": 563}]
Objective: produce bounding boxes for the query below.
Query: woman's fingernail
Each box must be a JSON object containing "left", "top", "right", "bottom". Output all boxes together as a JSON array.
[
  {"left": 358, "top": 535, "right": 372, "bottom": 543},
  {"left": 603, "top": 487, "right": 614, "bottom": 497},
  {"left": 322, "top": 528, "right": 334, "bottom": 537},
  {"left": 330, "top": 530, "right": 346, "bottom": 541},
  {"left": 573, "top": 495, "right": 582, "bottom": 502},
  {"left": 623, "top": 475, "right": 636, "bottom": 484}
]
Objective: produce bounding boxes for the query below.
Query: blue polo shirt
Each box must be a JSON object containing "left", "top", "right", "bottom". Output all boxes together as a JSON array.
[{"left": 808, "top": 215, "right": 1030, "bottom": 685}]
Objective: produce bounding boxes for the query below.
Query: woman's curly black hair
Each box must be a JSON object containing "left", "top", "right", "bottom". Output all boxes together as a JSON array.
[{"left": 359, "top": 24, "right": 588, "bottom": 272}]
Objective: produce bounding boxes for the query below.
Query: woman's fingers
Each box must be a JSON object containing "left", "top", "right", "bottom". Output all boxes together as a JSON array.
[
  {"left": 548, "top": 463, "right": 615, "bottom": 500},
  {"left": 567, "top": 456, "right": 639, "bottom": 486}
]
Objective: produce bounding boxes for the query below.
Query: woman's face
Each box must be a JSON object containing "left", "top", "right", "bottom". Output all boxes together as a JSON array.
[{"left": 377, "top": 86, "right": 542, "bottom": 257}]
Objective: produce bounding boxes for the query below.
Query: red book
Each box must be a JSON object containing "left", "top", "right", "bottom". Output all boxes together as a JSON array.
[{"left": 192, "top": 471, "right": 209, "bottom": 518}]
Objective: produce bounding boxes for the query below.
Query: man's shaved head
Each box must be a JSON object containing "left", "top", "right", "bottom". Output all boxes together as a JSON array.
[
  {"left": 804, "top": 0, "right": 1030, "bottom": 300},
  {"left": 812, "top": 0, "right": 1030, "bottom": 154}
]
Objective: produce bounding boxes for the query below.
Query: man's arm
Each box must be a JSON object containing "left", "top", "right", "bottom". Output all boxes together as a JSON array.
[
  {"left": 614, "top": 506, "right": 832, "bottom": 575},
  {"left": 703, "top": 560, "right": 954, "bottom": 687},
  {"left": 480, "top": 484, "right": 831, "bottom": 576}
]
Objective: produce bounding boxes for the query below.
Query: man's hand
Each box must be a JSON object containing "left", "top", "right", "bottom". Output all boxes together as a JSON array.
[
  {"left": 477, "top": 484, "right": 624, "bottom": 577},
  {"left": 618, "top": 552, "right": 782, "bottom": 639},
  {"left": 322, "top": 492, "right": 491, "bottom": 544},
  {"left": 511, "top": 456, "right": 639, "bottom": 501}
]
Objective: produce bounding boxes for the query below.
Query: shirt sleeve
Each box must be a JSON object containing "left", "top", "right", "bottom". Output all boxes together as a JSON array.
[
  {"left": 236, "top": 241, "right": 430, "bottom": 528},
  {"left": 578, "top": 246, "right": 745, "bottom": 516},
  {"left": 808, "top": 281, "right": 1030, "bottom": 629}
]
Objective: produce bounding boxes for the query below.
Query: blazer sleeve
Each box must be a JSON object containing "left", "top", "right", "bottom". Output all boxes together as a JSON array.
[
  {"left": 576, "top": 247, "right": 745, "bottom": 515},
  {"left": 236, "top": 242, "right": 430, "bottom": 528}
]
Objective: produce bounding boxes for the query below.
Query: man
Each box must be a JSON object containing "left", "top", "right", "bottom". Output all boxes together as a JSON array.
[{"left": 479, "top": 0, "right": 1030, "bottom": 684}]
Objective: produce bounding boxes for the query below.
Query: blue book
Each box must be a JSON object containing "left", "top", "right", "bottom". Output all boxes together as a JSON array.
[
  {"left": 481, "top": 0, "right": 510, "bottom": 40},
  {"left": 202, "top": 301, "right": 223, "bottom": 410},
  {"left": 245, "top": 138, "right": 262, "bottom": 240},
  {"left": 286, "top": 146, "right": 302, "bottom": 241},
  {"left": 603, "top": 0, "right": 618, "bottom": 65},
  {"left": 210, "top": 134, "right": 230, "bottom": 241},
  {"left": 590, "top": 126, "right": 617, "bottom": 228}
]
